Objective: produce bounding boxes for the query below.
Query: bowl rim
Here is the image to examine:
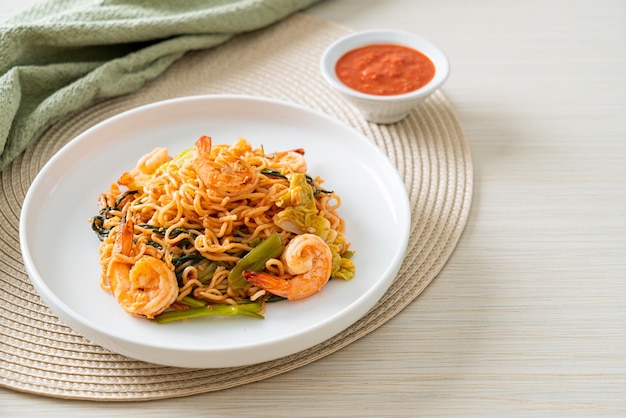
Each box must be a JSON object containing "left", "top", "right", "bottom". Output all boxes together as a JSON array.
[{"left": 320, "top": 29, "right": 450, "bottom": 102}]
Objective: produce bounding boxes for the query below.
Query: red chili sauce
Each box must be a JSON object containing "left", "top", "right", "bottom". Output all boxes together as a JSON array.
[{"left": 335, "top": 44, "right": 436, "bottom": 96}]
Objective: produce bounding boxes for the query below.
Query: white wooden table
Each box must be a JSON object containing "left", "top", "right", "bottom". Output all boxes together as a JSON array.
[{"left": 1, "top": 0, "right": 625, "bottom": 416}]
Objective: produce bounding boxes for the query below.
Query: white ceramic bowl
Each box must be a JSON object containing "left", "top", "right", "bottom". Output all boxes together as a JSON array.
[{"left": 320, "top": 29, "right": 450, "bottom": 124}]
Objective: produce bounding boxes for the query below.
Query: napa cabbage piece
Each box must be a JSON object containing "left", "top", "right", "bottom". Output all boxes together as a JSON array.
[
  {"left": 272, "top": 173, "right": 331, "bottom": 238},
  {"left": 156, "top": 146, "right": 193, "bottom": 176},
  {"left": 273, "top": 173, "right": 355, "bottom": 280},
  {"left": 328, "top": 234, "right": 356, "bottom": 280}
]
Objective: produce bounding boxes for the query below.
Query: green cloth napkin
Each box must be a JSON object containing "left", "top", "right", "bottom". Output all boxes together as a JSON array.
[{"left": 0, "top": 0, "right": 320, "bottom": 171}]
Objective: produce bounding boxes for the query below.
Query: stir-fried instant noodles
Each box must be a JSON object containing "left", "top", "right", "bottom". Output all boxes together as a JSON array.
[{"left": 90, "top": 136, "right": 355, "bottom": 322}]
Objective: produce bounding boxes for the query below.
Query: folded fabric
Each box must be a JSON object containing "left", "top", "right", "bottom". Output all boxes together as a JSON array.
[{"left": 0, "top": 0, "right": 320, "bottom": 171}]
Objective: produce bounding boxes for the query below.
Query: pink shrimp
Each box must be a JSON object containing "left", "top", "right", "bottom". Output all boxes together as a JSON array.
[
  {"left": 243, "top": 234, "right": 333, "bottom": 300},
  {"left": 118, "top": 147, "right": 171, "bottom": 189},
  {"left": 188, "top": 135, "right": 259, "bottom": 196},
  {"left": 268, "top": 148, "right": 307, "bottom": 174},
  {"left": 106, "top": 217, "right": 178, "bottom": 318}
]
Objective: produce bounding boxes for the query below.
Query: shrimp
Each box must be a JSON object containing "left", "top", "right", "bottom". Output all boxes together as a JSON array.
[
  {"left": 105, "top": 217, "right": 178, "bottom": 318},
  {"left": 118, "top": 147, "right": 172, "bottom": 189},
  {"left": 268, "top": 149, "right": 307, "bottom": 174},
  {"left": 188, "top": 135, "right": 259, "bottom": 197},
  {"left": 243, "top": 233, "right": 333, "bottom": 300}
]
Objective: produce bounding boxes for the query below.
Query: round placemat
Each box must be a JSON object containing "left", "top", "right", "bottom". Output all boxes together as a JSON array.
[{"left": 0, "top": 14, "right": 472, "bottom": 401}]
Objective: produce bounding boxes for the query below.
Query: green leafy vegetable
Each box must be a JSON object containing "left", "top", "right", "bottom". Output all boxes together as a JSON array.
[
  {"left": 260, "top": 168, "right": 287, "bottom": 179},
  {"left": 260, "top": 169, "right": 332, "bottom": 196},
  {"left": 89, "top": 190, "right": 140, "bottom": 241},
  {"left": 179, "top": 296, "right": 208, "bottom": 308},
  {"left": 138, "top": 224, "right": 198, "bottom": 238},
  {"left": 328, "top": 235, "right": 356, "bottom": 280},
  {"left": 228, "top": 232, "right": 284, "bottom": 290},
  {"left": 146, "top": 241, "right": 163, "bottom": 250},
  {"left": 194, "top": 258, "right": 221, "bottom": 283},
  {"left": 90, "top": 212, "right": 110, "bottom": 241},
  {"left": 172, "top": 255, "right": 222, "bottom": 283},
  {"left": 171, "top": 253, "right": 205, "bottom": 267},
  {"left": 273, "top": 173, "right": 331, "bottom": 237}
]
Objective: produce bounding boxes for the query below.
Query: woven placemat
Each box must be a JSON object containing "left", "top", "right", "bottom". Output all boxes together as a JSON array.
[{"left": 0, "top": 14, "right": 472, "bottom": 401}]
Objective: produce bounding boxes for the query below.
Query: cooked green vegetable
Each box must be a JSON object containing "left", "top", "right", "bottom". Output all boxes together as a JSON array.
[
  {"left": 179, "top": 296, "right": 207, "bottom": 308},
  {"left": 138, "top": 224, "right": 198, "bottom": 238},
  {"left": 90, "top": 190, "right": 140, "bottom": 241},
  {"left": 90, "top": 212, "right": 110, "bottom": 241},
  {"left": 333, "top": 256, "right": 356, "bottom": 280},
  {"left": 228, "top": 232, "right": 284, "bottom": 290},
  {"left": 328, "top": 235, "right": 355, "bottom": 280},
  {"left": 194, "top": 258, "right": 221, "bottom": 283},
  {"left": 171, "top": 253, "right": 205, "bottom": 267},
  {"left": 261, "top": 169, "right": 333, "bottom": 196},
  {"left": 172, "top": 255, "right": 222, "bottom": 283},
  {"left": 146, "top": 241, "right": 163, "bottom": 250},
  {"left": 260, "top": 168, "right": 287, "bottom": 179},
  {"left": 273, "top": 173, "right": 331, "bottom": 237},
  {"left": 154, "top": 303, "right": 264, "bottom": 323}
]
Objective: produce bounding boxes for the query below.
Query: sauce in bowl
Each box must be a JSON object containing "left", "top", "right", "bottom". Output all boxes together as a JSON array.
[{"left": 335, "top": 44, "right": 436, "bottom": 96}]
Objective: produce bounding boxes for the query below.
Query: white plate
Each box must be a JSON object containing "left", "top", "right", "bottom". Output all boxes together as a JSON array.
[{"left": 20, "top": 95, "right": 410, "bottom": 368}]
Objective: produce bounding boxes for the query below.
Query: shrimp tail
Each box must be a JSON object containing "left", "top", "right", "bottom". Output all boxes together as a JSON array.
[
  {"left": 114, "top": 216, "right": 134, "bottom": 256},
  {"left": 243, "top": 234, "right": 333, "bottom": 301},
  {"left": 243, "top": 271, "right": 292, "bottom": 300}
]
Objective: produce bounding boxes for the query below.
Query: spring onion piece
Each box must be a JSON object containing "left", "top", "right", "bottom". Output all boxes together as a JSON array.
[
  {"left": 228, "top": 233, "right": 284, "bottom": 290},
  {"left": 154, "top": 303, "right": 264, "bottom": 323}
]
